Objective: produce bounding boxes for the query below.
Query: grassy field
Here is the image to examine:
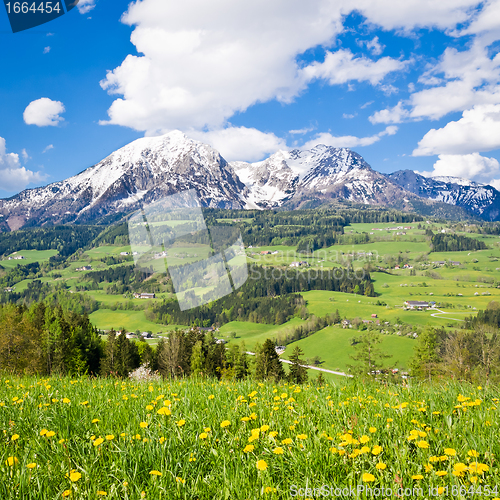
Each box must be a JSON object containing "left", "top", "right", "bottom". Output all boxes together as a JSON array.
[
  {"left": 280, "top": 325, "right": 415, "bottom": 372},
  {"left": 89, "top": 310, "right": 172, "bottom": 334},
  {"left": 0, "top": 375, "right": 498, "bottom": 499},
  {"left": 1, "top": 250, "right": 58, "bottom": 269}
]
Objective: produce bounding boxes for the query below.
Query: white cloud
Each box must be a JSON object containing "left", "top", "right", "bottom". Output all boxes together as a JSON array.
[
  {"left": 188, "top": 126, "right": 287, "bottom": 162},
  {"left": 414, "top": 104, "right": 500, "bottom": 156},
  {"left": 358, "top": 36, "right": 384, "bottom": 56},
  {"left": 21, "top": 149, "right": 29, "bottom": 162},
  {"left": 289, "top": 127, "right": 315, "bottom": 135},
  {"left": 302, "top": 125, "right": 398, "bottom": 149},
  {"left": 43, "top": 46, "right": 51, "bottom": 54},
  {"left": 300, "top": 49, "right": 405, "bottom": 86},
  {"left": 77, "top": 0, "right": 96, "bottom": 14},
  {"left": 353, "top": 0, "right": 481, "bottom": 32},
  {"left": 43, "top": 144, "right": 54, "bottom": 153},
  {"left": 343, "top": 113, "right": 357, "bottom": 119},
  {"left": 369, "top": 101, "right": 409, "bottom": 124},
  {"left": 418, "top": 153, "right": 500, "bottom": 185},
  {"left": 23, "top": 98, "right": 65, "bottom": 127},
  {"left": 0, "top": 137, "right": 46, "bottom": 191},
  {"left": 99, "top": 1, "right": 411, "bottom": 135}
]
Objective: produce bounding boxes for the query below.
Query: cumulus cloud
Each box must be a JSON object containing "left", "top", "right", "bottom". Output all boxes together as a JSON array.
[
  {"left": 43, "top": 46, "right": 50, "bottom": 54},
  {"left": 188, "top": 126, "right": 287, "bottom": 162},
  {"left": 418, "top": 153, "right": 500, "bottom": 186},
  {"left": 302, "top": 125, "right": 398, "bottom": 150},
  {"left": 0, "top": 137, "right": 46, "bottom": 191},
  {"left": 300, "top": 49, "right": 405, "bottom": 86},
  {"left": 99, "top": 0, "right": 411, "bottom": 135},
  {"left": 413, "top": 104, "right": 500, "bottom": 156},
  {"left": 23, "top": 98, "right": 65, "bottom": 127},
  {"left": 76, "top": 0, "right": 96, "bottom": 14},
  {"left": 369, "top": 101, "right": 409, "bottom": 124}
]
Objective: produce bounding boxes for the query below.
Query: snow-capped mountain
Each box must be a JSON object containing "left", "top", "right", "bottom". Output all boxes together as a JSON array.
[
  {"left": 1, "top": 132, "right": 500, "bottom": 231},
  {"left": 0, "top": 131, "right": 247, "bottom": 230},
  {"left": 386, "top": 170, "right": 500, "bottom": 221},
  {"left": 231, "top": 146, "right": 413, "bottom": 209}
]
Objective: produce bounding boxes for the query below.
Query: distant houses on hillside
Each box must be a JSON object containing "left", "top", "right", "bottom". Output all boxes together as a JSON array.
[
  {"left": 290, "top": 261, "right": 309, "bottom": 268},
  {"left": 8, "top": 255, "right": 25, "bottom": 260},
  {"left": 133, "top": 292, "right": 156, "bottom": 299},
  {"left": 404, "top": 300, "right": 436, "bottom": 310},
  {"left": 76, "top": 265, "right": 92, "bottom": 271}
]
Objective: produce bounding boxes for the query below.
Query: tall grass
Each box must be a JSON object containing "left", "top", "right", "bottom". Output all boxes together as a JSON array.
[{"left": 0, "top": 376, "right": 498, "bottom": 499}]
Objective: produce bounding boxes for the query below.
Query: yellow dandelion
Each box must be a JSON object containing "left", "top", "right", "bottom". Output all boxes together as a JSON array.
[
  {"left": 5, "top": 456, "right": 18, "bottom": 467},
  {"left": 149, "top": 470, "right": 162, "bottom": 476},
  {"left": 256, "top": 460, "right": 268, "bottom": 471},
  {"left": 371, "top": 445, "right": 383, "bottom": 455},
  {"left": 243, "top": 444, "right": 254, "bottom": 453},
  {"left": 220, "top": 420, "right": 231, "bottom": 428},
  {"left": 435, "top": 470, "right": 447, "bottom": 477},
  {"left": 11, "top": 434, "right": 19, "bottom": 441},
  {"left": 417, "top": 440, "right": 429, "bottom": 449},
  {"left": 91, "top": 419, "right": 99, "bottom": 424},
  {"left": 176, "top": 477, "right": 185, "bottom": 484},
  {"left": 106, "top": 435, "right": 114, "bottom": 441},
  {"left": 412, "top": 474, "right": 424, "bottom": 480},
  {"left": 93, "top": 437, "right": 104, "bottom": 447},
  {"left": 139, "top": 422, "right": 148, "bottom": 428},
  {"left": 208, "top": 394, "right": 215, "bottom": 400},
  {"left": 62, "top": 490, "right": 71, "bottom": 498},
  {"left": 97, "top": 492, "right": 107, "bottom": 496},
  {"left": 46, "top": 431, "right": 55, "bottom": 438},
  {"left": 27, "top": 463, "right": 37, "bottom": 469},
  {"left": 273, "top": 447, "right": 284, "bottom": 455},
  {"left": 40, "top": 429, "right": 48, "bottom": 436},
  {"left": 269, "top": 431, "right": 278, "bottom": 438},
  {"left": 362, "top": 473, "right": 375, "bottom": 482},
  {"left": 444, "top": 448, "right": 456, "bottom": 456},
  {"left": 281, "top": 438, "right": 292, "bottom": 445},
  {"left": 359, "top": 435, "right": 370, "bottom": 444},
  {"left": 68, "top": 471, "right": 81, "bottom": 482},
  {"left": 62, "top": 398, "right": 71, "bottom": 404},
  {"left": 157, "top": 407, "right": 171, "bottom": 416},
  {"left": 376, "top": 462, "right": 386, "bottom": 470},
  {"left": 199, "top": 432, "right": 208, "bottom": 440},
  {"left": 369, "top": 427, "right": 377, "bottom": 433},
  {"left": 297, "top": 434, "right": 307, "bottom": 440}
]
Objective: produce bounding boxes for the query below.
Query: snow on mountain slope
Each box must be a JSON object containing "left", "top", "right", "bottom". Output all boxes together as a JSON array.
[
  {"left": 386, "top": 170, "right": 500, "bottom": 221},
  {"left": 2, "top": 132, "right": 500, "bottom": 231},
  {"left": 0, "top": 131, "right": 247, "bottom": 229},
  {"left": 232, "top": 146, "right": 413, "bottom": 209}
]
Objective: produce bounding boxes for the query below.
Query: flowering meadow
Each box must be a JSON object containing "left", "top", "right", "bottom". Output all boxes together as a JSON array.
[{"left": 0, "top": 377, "right": 499, "bottom": 499}]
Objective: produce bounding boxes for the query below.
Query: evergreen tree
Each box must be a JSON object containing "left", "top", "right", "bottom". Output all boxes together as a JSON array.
[
  {"left": 288, "top": 346, "right": 308, "bottom": 384},
  {"left": 254, "top": 339, "right": 285, "bottom": 381},
  {"left": 234, "top": 341, "right": 249, "bottom": 380},
  {"left": 191, "top": 340, "right": 205, "bottom": 377},
  {"left": 100, "top": 329, "right": 117, "bottom": 376}
]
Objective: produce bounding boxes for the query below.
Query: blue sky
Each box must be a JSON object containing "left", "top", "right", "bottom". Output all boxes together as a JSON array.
[{"left": 2, "top": 0, "right": 500, "bottom": 198}]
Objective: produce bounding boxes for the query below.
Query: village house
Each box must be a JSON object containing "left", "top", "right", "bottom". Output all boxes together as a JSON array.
[
  {"left": 290, "top": 261, "right": 309, "bottom": 268},
  {"left": 404, "top": 300, "right": 430, "bottom": 310},
  {"left": 76, "top": 265, "right": 92, "bottom": 271},
  {"left": 134, "top": 292, "right": 156, "bottom": 299}
]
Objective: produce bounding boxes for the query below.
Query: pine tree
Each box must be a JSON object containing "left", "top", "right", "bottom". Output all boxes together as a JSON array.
[
  {"left": 234, "top": 341, "right": 249, "bottom": 380},
  {"left": 190, "top": 340, "right": 205, "bottom": 377},
  {"left": 254, "top": 339, "right": 285, "bottom": 381},
  {"left": 288, "top": 346, "right": 308, "bottom": 384}
]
